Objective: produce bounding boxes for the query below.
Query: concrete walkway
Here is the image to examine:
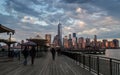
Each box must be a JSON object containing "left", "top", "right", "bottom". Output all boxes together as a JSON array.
[{"left": 0, "top": 52, "right": 93, "bottom": 75}]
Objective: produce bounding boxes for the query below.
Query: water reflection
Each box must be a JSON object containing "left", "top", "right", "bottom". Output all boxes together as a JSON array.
[{"left": 101, "top": 49, "right": 120, "bottom": 59}]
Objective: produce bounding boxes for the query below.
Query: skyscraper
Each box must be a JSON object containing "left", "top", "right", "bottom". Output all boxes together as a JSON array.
[
  {"left": 78, "top": 37, "right": 85, "bottom": 49},
  {"left": 68, "top": 34, "right": 73, "bottom": 49},
  {"left": 72, "top": 33, "right": 78, "bottom": 49},
  {"left": 113, "top": 39, "right": 119, "bottom": 48},
  {"left": 94, "top": 35, "right": 97, "bottom": 48},
  {"left": 73, "top": 33, "right": 76, "bottom": 38},
  {"left": 58, "top": 22, "right": 62, "bottom": 47},
  {"left": 63, "top": 36, "right": 69, "bottom": 48}
]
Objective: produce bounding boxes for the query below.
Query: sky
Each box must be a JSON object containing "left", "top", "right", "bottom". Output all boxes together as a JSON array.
[{"left": 0, "top": 0, "right": 120, "bottom": 42}]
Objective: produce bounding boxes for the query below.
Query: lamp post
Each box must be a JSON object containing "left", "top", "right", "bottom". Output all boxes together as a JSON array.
[{"left": 7, "top": 32, "right": 13, "bottom": 57}]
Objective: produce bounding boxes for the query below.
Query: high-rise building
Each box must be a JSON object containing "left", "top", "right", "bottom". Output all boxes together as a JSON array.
[
  {"left": 102, "top": 39, "right": 108, "bottom": 48},
  {"left": 113, "top": 39, "right": 119, "bottom": 48},
  {"left": 73, "top": 33, "right": 76, "bottom": 38},
  {"left": 69, "top": 34, "right": 72, "bottom": 39},
  {"left": 72, "top": 33, "right": 78, "bottom": 49},
  {"left": 85, "top": 38, "right": 91, "bottom": 48},
  {"left": 78, "top": 37, "right": 85, "bottom": 49},
  {"left": 94, "top": 35, "right": 97, "bottom": 48},
  {"left": 45, "top": 34, "right": 51, "bottom": 46},
  {"left": 108, "top": 41, "right": 114, "bottom": 48},
  {"left": 68, "top": 34, "right": 73, "bottom": 49},
  {"left": 58, "top": 22, "right": 62, "bottom": 47},
  {"left": 63, "top": 36, "right": 69, "bottom": 48}
]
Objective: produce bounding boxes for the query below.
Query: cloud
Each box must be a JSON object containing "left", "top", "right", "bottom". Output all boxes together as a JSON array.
[
  {"left": 100, "top": 28, "right": 111, "bottom": 32},
  {"left": 90, "top": 0, "right": 120, "bottom": 19},
  {"left": 0, "top": 0, "right": 120, "bottom": 41},
  {"left": 62, "top": 0, "right": 91, "bottom": 3},
  {"left": 74, "top": 20, "right": 86, "bottom": 28},
  {"left": 76, "top": 8, "right": 82, "bottom": 13},
  {"left": 94, "top": 16, "right": 120, "bottom": 27},
  {"left": 82, "top": 28, "right": 98, "bottom": 35},
  {"left": 21, "top": 16, "right": 48, "bottom": 26}
]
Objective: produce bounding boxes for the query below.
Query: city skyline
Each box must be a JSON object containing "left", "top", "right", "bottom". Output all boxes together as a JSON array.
[{"left": 0, "top": 0, "right": 120, "bottom": 42}]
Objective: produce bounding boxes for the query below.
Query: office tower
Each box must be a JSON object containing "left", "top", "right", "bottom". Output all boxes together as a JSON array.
[
  {"left": 63, "top": 36, "right": 69, "bottom": 48},
  {"left": 58, "top": 22, "right": 62, "bottom": 47},
  {"left": 85, "top": 38, "right": 91, "bottom": 48},
  {"left": 69, "top": 34, "right": 72, "bottom": 39},
  {"left": 78, "top": 37, "right": 85, "bottom": 49},
  {"left": 94, "top": 35, "right": 97, "bottom": 48},
  {"left": 108, "top": 41, "right": 114, "bottom": 48},
  {"left": 73, "top": 33, "right": 76, "bottom": 38},
  {"left": 68, "top": 34, "right": 73, "bottom": 49},
  {"left": 102, "top": 39, "right": 107, "bottom": 48},
  {"left": 113, "top": 39, "right": 119, "bottom": 48},
  {"left": 45, "top": 34, "right": 51, "bottom": 46},
  {"left": 72, "top": 33, "right": 78, "bottom": 49}
]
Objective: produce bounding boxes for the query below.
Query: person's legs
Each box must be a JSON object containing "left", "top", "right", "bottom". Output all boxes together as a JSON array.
[
  {"left": 31, "top": 57, "right": 34, "bottom": 65},
  {"left": 24, "top": 57, "right": 27, "bottom": 65},
  {"left": 53, "top": 54, "right": 55, "bottom": 60}
]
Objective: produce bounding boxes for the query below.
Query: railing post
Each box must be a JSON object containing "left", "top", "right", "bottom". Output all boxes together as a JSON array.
[
  {"left": 97, "top": 56, "right": 100, "bottom": 75},
  {"left": 79, "top": 53, "right": 81, "bottom": 64},
  {"left": 83, "top": 55, "right": 85, "bottom": 68},
  {"left": 110, "top": 58, "right": 112, "bottom": 75},
  {"left": 89, "top": 55, "right": 91, "bottom": 71}
]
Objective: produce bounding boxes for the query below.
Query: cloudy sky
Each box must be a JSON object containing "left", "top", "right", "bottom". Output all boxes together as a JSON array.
[{"left": 0, "top": 0, "right": 120, "bottom": 42}]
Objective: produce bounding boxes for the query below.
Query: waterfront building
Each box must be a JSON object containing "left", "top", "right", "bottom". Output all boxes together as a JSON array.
[
  {"left": 102, "top": 39, "right": 107, "bottom": 48},
  {"left": 85, "top": 38, "right": 91, "bottom": 48},
  {"left": 108, "top": 41, "right": 114, "bottom": 48},
  {"left": 78, "top": 37, "right": 85, "bottom": 49},
  {"left": 73, "top": 33, "right": 76, "bottom": 38},
  {"left": 72, "top": 33, "right": 78, "bottom": 49},
  {"left": 97, "top": 41, "right": 102, "bottom": 49},
  {"left": 68, "top": 34, "right": 73, "bottom": 49},
  {"left": 63, "top": 36, "right": 69, "bottom": 48},
  {"left": 112, "top": 39, "right": 119, "bottom": 48},
  {"left": 45, "top": 34, "right": 51, "bottom": 46},
  {"left": 94, "top": 35, "right": 97, "bottom": 48}
]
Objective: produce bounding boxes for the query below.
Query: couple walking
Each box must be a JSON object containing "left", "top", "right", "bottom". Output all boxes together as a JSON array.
[{"left": 22, "top": 46, "right": 36, "bottom": 65}]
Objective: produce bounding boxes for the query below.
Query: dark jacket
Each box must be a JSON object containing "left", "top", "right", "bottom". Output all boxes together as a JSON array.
[{"left": 30, "top": 47, "right": 36, "bottom": 57}]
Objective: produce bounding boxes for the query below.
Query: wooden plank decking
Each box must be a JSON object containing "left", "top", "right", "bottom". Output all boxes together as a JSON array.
[{"left": 0, "top": 52, "right": 93, "bottom": 75}]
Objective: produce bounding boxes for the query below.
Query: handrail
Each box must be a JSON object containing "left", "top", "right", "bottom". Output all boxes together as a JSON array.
[{"left": 62, "top": 51, "right": 120, "bottom": 75}]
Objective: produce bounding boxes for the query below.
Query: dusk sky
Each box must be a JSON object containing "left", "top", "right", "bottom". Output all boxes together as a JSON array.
[{"left": 0, "top": 0, "right": 120, "bottom": 42}]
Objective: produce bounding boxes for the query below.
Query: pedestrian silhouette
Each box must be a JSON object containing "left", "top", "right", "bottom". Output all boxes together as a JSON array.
[
  {"left": 51, "top": 48, "right": 56, "bottom": 60},
  {"left": 30, "top": 46, "right": 36, "bottom": 65},
  {"left": 22, "top": 46, "right": 29, "bottom": 65}
]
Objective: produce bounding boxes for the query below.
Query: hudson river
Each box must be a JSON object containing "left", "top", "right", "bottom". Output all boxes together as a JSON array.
[{"left": 100, "top": 49, "right": 120, "bottom": 59}]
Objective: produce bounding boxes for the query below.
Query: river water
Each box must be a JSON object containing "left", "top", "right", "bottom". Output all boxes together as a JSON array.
[{"left": 99, "top": 49, "right": 120, "bottom": 59}]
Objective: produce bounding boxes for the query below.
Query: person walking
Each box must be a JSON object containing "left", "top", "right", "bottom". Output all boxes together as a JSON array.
[
  {"left": 51, "top": 48, "right": 56, "bottom": 60},
  {"left": 22, "top": 46, "right": 29, "bottom": 65},
  {"left": 30, "top": 46, "right": 36, "bottom": 65}
]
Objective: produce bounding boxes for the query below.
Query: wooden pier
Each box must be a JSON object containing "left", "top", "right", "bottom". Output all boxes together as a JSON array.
[{"left": 0, "top": 52, "right": 93, "bottom": 75}]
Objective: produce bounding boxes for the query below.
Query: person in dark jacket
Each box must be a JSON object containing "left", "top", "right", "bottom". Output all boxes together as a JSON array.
[
  {"left": 51, "top": 48, "right": 56, "bottom": 60},
  {"left": 30, "top": 46, "right": 36, "bottom": 65},
  {"left": 22, "top": 46, "right": 29, "bottom": 65}
]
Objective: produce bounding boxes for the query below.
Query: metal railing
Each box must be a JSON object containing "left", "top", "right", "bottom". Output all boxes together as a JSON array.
[{"left": 62, "top": 51, "right": 120, "bottom": 75}]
